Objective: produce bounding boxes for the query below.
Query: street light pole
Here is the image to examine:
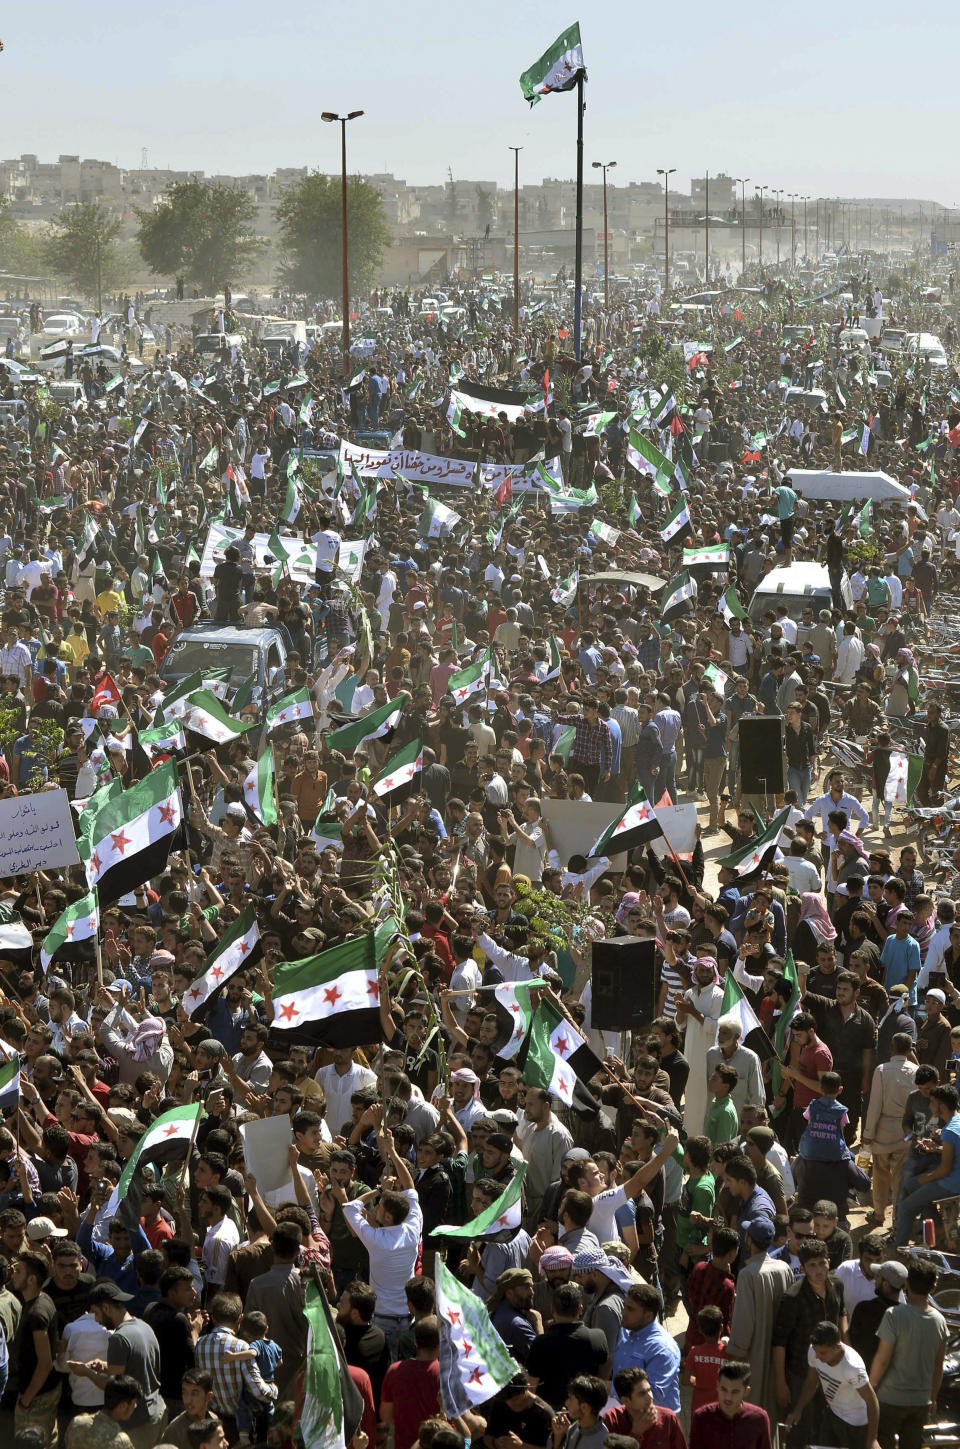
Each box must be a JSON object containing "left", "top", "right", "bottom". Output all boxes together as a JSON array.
[
  {"left": 704, "top": 171, "right": 710, "bottom": 283},
  {"left": 509, "top": 146, "right": 523, "bottom": 335},
  {"left": 773, "top": 188, "right": 782, "bottom": 266},
  {"left": 657, "top": 168, "right": 676, "bottom": 296},
  {"left": 788, "top": 193, "right": 796, "bottom": 268},
  {"left": 321, "top": 108, "right": 364, "bottom": 380},
  {"left": 591, "top": 159, "right": 616, "bottom": 312},
  {"left": 734, "top": 178, "right": 749, "bottom": 279},
  {"left": 756, "top": 186, "right": 767, "bottom": 266}
]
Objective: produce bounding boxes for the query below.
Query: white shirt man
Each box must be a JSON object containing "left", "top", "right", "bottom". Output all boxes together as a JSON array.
[
  {"left": 449, "top": 953, "right": 482, "bottom": 1022},
  {"left": 250, "top": 450, "right": 271, "bottom": 481},
  {"left": 884, "top": 573, "right": 904, "bottom": 609},
  {"left": 313, "top": 528, "right": 341, "bottom": 574},
  {"left": 834, "top": 632, "right": 865, "bottom": 684},
  {"left": 202, "top": 1209, "right": 240, "bottom": 1288},
  {"left": 342, "top": 1187, "right": 423, "bottom": 1319},
  {"left": 315, "top": 1055, "right": 378, "bottom": 1137}
]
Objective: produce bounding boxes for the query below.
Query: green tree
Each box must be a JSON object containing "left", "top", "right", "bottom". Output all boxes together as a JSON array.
[
  {"left": 0, "top": 198, "right": 44, "bottom": 276},
  {"left": 275, "top": 172, "right": 390, "bottom": 298},
  {"left": 135, "top": 180, "right": 266, "bottom": 295},
  {"left": 45, "top": 202, "right": 122, "bottom": 302}
]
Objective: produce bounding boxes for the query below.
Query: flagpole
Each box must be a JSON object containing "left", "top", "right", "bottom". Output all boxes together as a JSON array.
[
  {"left": 573, "top": 71, "right": 585, "bottom": 363},
  {"left": 178, "top": 1102, "right": 204, "bottom": 1184}
]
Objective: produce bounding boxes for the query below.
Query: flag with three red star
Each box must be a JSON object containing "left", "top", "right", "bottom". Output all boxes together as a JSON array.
[
  {"left": 182, "top": 906, "right": 262, "bottom": 1020},
  {"left": 435, "top": 1258, "right": 520, "bottom": 1415},
  {"left": 270, "top": 915, "right": 399, "bottom": 1049},
  {"left": 433, "top": 1162, "right": 526, "bottom": 1241},
  {"left": 521, "top": 995, "right": 604, "bottom": 1107},
  {"left": 106, "top": 1102, "right": 202, "bottom": 1230},
  {"left": 81, "top": 760, "right": 183, "bottom": 907},
  {"left": 40, "top": 888, "right": 99, "bottom": 972}
]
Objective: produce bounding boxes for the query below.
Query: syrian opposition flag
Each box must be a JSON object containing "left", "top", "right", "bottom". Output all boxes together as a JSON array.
[
  {"left": 519, "top": 21, "right": 585, "bottom": 105},
  {"left": 586, "top": 783, "right": 663, "bottom": 859},
  {"left": 182, "top": 906, "right": 262, "bottom": 1019},
  {"left": 244, "top": 746, "right": 278, "bottom": 827},
  {"left": 716, "top": 806, "right": 790, "bottom": 882},
  {"left": 0, "top": 1059, "right": 20, "bottom": 1117},
  {"left": 628, "top": 493, "right": 642, "bottom": 528},
  {"left": 168, "top": 689, "right": 256, "bottom": 744},
  {"left": 589, "top": 519, "right": 620, "bottom": 548},
  {"left": 487, "top": 980, "right": 539, "bottom": 1060},
  {"left": 270, "top": 916, "right": 397, "bottom": 1049},
  {"left": 281, "top": 477, "right": 301, "bottom": 525},
  {"left": 654, "top": 392, "right": 677, "bottom": 427},
  {"left": 522, "top": 996, "right": 604, "bottom": 1106},
  {"left": 107, "top": 1102, "right": 201, "bottom": 1230},
  {"left": 683, "top": 543, "right": 730, "bottom": 570},
  {"left": 155, "top": 669, "right": 232, "bottom": 723},
  {"left": 703, "top": 661, "right": 731, "bottom": 697},
  {"left": 857, "top": 499, "right": 872, "bottom": 538},
  {"left": 771, "top": 949, "right": 802, "bottom": 1108},
  {"left": 720, "top": 970, "right": 777, "bottom": 1062},
  {"left": 661, "top": 569, "right": 698, "bottom": 623},
  {"left": 326, "top": 694, "right": 409, "bottom": 755},
  {"left": 41, "top": 890, "right": 99, "bottom": 972},
  {"left": 718, "top": 584, "right": 748, "bottom": 623},
  {"left": 90, "top": 673, "right": 122, "bottom": 713},
  {"left": 371, "top": 737, "right": 423, "bottom": 802},
  {"left": 542, "top": 636, "right": 563, "bottom": 682},
  {"left": 434, "top": 1163, "right": 526, "bottom": 1240},
  {"left": 0, "top": 917, "right": 36, "bottom": 972},
  {"left": 436, "top": 1259, "right": 520, "bottom": 1416},
  {"left": 312, "top": 814, "right": 344, "bottom": 854},
  {"left": 265, "top": 688, "right": 315, "bottom": 734},
  {"left": 884, "top": 751, "right": 924, "bottom": 805},
  {"left": 551, "top": 570, "right": 578, "bottom": 607},
  {"left": 77, "top": 513, "right": 99, "bottom": 568},
  {"left": 660, "top": 496, "right": 692, "bottom": 545},
  {"left": 420, "top": 498, "right": 462, "bottom": 538},
  {"left": 302, "top": 1279, "right": 365, "bottom": 1449},
  {"left": 448, "top": 652, "right": 492, "bottom": 705},
  {"left": 627, "top": 429, "right": 672, "bottom": 494},
  {"left": 137, "top": 721, "right": 187, "bottom": 759},
  {"left": 83, "top": 761, "right": 183, "bottom": 907}
]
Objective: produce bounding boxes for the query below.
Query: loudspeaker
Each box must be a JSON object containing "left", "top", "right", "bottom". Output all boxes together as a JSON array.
[
  {"left": 591, "top": 936, "right": 658, "bottom": 1032},
  {"left": 738, "top": 713, "right": 787, "bottom": 794}
]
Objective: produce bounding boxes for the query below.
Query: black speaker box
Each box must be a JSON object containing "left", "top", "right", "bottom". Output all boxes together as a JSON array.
[
  {"left": 591, "top": 935, "right": 658, "bottom": 1032},
  {"left": 738, "top": 712, "right": 787, "bottom": 794}
]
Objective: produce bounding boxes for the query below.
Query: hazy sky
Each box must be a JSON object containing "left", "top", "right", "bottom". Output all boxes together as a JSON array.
[{"left": 1, "top": 0, "right": 955, "bottom": 202}]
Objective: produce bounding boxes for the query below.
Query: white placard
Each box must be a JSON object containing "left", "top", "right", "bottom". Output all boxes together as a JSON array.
[
  {"left": 649, "top": 801, "right": 698, "bottom": 861},
  {"left": 199, "top": 522, "right": 316, "bottom": 583},
  {"left": 239, "top": 1114, "right": 294, "bottom": 1197},
  {"left": 0, "top": 789, "right": 81, "bottom": 876},
  {"left": 338, "top": 440, "right": 563, "bottom": 492},
  {"left": 541, "top": 797, "right": 628, "bottom": 872}
]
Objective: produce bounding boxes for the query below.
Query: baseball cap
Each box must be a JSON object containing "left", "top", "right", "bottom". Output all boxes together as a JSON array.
[
  {"left": 26, "top": 1217, "right": 67, "bottom": 1241},
  {"left": 87, "top": 1281, "right": 134, "bottom": 1305},
  {"left": 744, "top": 1217, "right": 775, "bottom": 1248},
  {"left": 562, "top": 1147, "right": 591, "bottom": 1163},
  {"left": 874, "top": 1261, "right": 909, "bottom": 1289},
  {"left": 746, "top": 1126, "right": 776, "bottom": 1152},
  {"left": 485, "top": 1132, "right": 513, "bottom": 1154}
]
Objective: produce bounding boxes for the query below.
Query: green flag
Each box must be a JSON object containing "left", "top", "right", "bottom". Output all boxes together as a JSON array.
[{"left": 520, "top": 23, "right": 586, "bottom": 105}]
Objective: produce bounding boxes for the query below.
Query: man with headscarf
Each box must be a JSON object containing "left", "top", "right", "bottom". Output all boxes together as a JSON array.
[
  {"left": 676, "top": 958, "right": 725, "bottom": 1135},
  {"left": 95, "top": 992, "right": 173, "bottom": 1085}
]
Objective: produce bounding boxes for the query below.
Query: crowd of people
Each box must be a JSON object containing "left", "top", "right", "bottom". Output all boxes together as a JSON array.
[{"left": 0, "top": 256, "right": 958, "bottom": 1449}]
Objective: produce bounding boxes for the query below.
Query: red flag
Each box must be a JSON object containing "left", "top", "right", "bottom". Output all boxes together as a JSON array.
[
  {"left": 741, "top": 449, "right": 762, "bottom": 464},
  {"left": 734, "top": 309, "right": 744, "bottom": 321},
  {"left": 90, "top": 673, "right": 121, "bottom": 713},
  {"left": 654, "top": 789, "right": 672, "bottom": 809},
  {"left": 948, "top": 425, "right": 960, "bottom": 446},
  {"left": 543, "top": 368, "right": 550, "bottom": 408},
  {"left": 494, "top": 475, "right": 513, "bottom": 509},
  {"left": 670, "top": 414, "right": 685, "bottom": 436}
]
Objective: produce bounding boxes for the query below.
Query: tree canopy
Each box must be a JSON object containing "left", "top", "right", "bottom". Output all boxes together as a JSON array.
[
  {"left": 276, "top": 172, "right": 391, "bottom": 298},
  {"left": 45, "top": 203, "right": 122, "bottom": 301},
  {"left": 0, "top": 199, "right": 44, "bottom": 277},
  {"left": 135, "top": 180, "right": 266, "bottom": 295}
]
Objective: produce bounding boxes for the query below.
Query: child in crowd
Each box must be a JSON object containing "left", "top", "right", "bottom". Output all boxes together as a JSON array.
[
  {"left": 225, "top": 1309, "right": 283, "bottom": 1445},
  {"left": 812, "top": 1197, "right": 854, "bottom": 1270},
  {"left": 867, "top": 730, "right": 893, "bottom": 830},
  {"left": 797, "top": 1071, "right": 853, "bottom": 1164},
  {"left": 682, "top": 1305, "right": 729, "bottom": 1413},
  {"left": 704, "top": 1063, "right": 739, "bottom": 1147}
]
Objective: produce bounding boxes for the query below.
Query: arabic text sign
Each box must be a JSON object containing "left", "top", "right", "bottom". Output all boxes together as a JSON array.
[
  {"left": 0, "top": 790, "right": 81, "bottom": 876},
  {"left": 338, "top": 441, "right": 562, "bottom": 491}
]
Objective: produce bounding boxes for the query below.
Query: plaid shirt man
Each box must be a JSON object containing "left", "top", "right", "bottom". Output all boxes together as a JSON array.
[
  {"left": 555, "top": 713, "right": 613, "bottom": 775},
  {"left": 195, "top": 1322, "right": 278, "bottom": 1417}
]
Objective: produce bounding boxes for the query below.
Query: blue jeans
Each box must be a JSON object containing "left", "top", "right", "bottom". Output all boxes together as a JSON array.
[
  {"left": 787, "top": 765, "right": 811, "bottom": 803},
  {"left": 893, "top": 1169, "right": 960, "bottom": 1244},
  {"left": 373, "top": 1311, "right": 409, "bottom": 1362}
]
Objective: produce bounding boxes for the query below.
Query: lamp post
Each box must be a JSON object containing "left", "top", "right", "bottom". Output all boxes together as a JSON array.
[
  {"left": 788, "top": 193, "right": 797, "bottom": 268},
  {"left": 704, "top": 170, "right": 710, "bottom": 282},
  {"left": 321, "top": 109, "right": 364, "bottom": 380},
  {"left": 509, "top": 146, "right": 523, "bottom": 335},
  {"left": 773, "top": 188, "right": 783, "bottom": 266},
  {"left": 657, "top": 167, "right": 676, "bottom": 295},
  {"left": 591, "top": 159, "right": 616, "bottom": 311},
  {"left": 734, "top": 177, "right": 749, "bottom": 278},
  {"left": 756, "top": 186, "right": 767, "bottom": 265}
]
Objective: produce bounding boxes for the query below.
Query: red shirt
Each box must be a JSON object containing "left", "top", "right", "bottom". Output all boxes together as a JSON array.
[
  {"left": 171, "top": 592, "right": 197, "bottom": 628},
  {"left": 794, "top": 1039, "right": 834, "bottom": 1109},
  {"left": 684, "top": 1338, "right": 728, "bottom": 1412},
  {"left": 602, "top": 1405, "right": 687, "bottom": 1449},
  {"left": 420, "top": 922, "right": 455, "bottom": 982},
  {"left": 151, "top": 630, "right": 170, "bottom": 666},
  {"left": 141, "top": 1216, "right": 175, "bottom": 1248},
  {"left": 684, "top": 1260, "right": 735, "bottom": 1349},
  {"left": 380, "top": 1359, "right": 440, "bottom": 1449},
  {"left": 689, "top": 1402, "right": 771, "bottom": 1449},
  {"left": 486, "top": 607, "right": 507, "bottom": 640}
]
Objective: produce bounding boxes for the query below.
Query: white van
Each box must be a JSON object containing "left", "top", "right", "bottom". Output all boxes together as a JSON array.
[
  {"left": 905, "top": 333, "right": 948, "bottom": 370},
  {"left": 748, "top": 562, "right": 851, "bottom": 623}
]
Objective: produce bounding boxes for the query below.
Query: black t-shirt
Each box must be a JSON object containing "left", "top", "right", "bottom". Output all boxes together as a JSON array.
[
  {"left": 484, "top": 1391, "right": 554, "bottom": 1445},
  {"left": 213, "top": 559, "right": 243, "bottom": 602},
  {"left": 20, "top": 1290, "right": 59, "bottom": 1395},
  {"left": 45, "top": 1272, "right": 95, "bottom": 1330},
  {"left": 525, "top": 1321, "right": 608, "bottom": 1409},
  {"left": 142, "top": 1299, "right": 196, "bottom": 1400}
]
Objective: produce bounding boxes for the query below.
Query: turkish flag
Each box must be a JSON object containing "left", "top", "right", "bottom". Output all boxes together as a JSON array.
[
  {"left": 494, "top": 475, "right": 513, "bottom": 508},
  {"left": 670, "top": 414, "right": 685, "bottom": 436},
  {"left": 949, "top": 425, "right": 960, "bottom": 446},
  {"left": 91, "top": 673, "right": 121, "bottom": 713},
  {"left": 734, "top": 309, "right": 744, "bottom": 321},
  {"left": 543, "top": 368, "right": 550, "bottom": 407}
]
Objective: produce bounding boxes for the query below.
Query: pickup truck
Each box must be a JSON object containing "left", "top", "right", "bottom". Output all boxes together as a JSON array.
[{"left": 159, "top": 624, "right": 289, "bottom": 715}]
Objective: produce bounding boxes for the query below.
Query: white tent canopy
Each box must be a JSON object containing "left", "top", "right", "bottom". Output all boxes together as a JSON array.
[{"left": 783, "top": 469, "right": 913, "bottom": 504}]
